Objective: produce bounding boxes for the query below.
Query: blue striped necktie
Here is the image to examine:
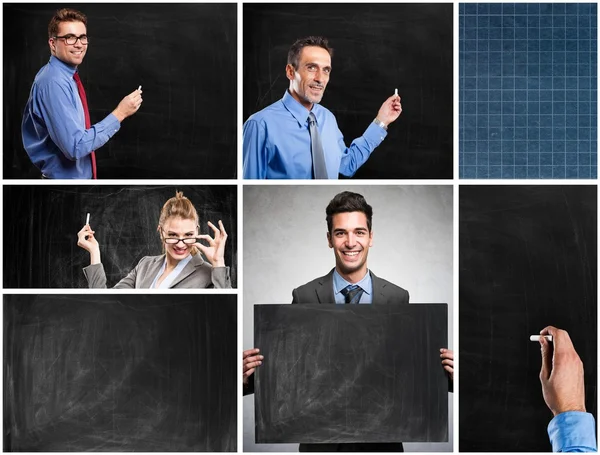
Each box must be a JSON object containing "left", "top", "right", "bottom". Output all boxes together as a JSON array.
[{"left": 341, "top": 284, "right": 364, "bottom": 304}]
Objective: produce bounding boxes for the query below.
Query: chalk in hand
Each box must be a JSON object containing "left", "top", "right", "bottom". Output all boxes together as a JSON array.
[
  {"left": 394, "top": 88, "right": 398, "bottom": 96},
  {"left": 85, "top": 213, "right": 90, "bottom": 239},
  {"left": 138, "top": 85, "right": 142, "bottom": 91},
  {"left": 530, "top": 335, "right": 553, "bottom": 342}
]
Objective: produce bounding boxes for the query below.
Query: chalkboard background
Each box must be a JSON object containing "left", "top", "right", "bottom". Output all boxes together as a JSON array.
[
  {"left": 3, "top": 185, "right": 237, "bottom": 288},
  {"left": 254, "top": 304, "right": 448, "bottom": 444},
  {"left": 459, "top": 185, "right": 597, "bottom": 452},
  {"left": 243, "top": 3, "right": 453, "bottom": 179},
  {"left": 4, "top": 4, "right": 237, "bottom": 179},
  {"left": 4, "top": 294, "right": 237, "bottom": 451}
]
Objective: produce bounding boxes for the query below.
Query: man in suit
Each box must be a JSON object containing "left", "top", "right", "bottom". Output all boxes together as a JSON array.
[{"left": 243, "top": 191, "right": 453, "bottom": 451}]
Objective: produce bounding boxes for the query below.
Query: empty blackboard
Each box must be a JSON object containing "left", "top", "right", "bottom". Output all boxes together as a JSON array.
[
  {"left": 3, "top": 185, "right": 237, "bottom": 288},
  {"left": 4, "top": 3, "right": 237, "bottom": 179},
  {"left": 459, "top": 185, "right": 597, "bottom": 452},
  {"left": 254, "top": 304, "right": 448, "bottom": 444},
  {"left": 4, "top": 294, "right": 237, "bottom": 451},
  {"left": 243, "top": 3, "right": 453, "bottom": 179}
]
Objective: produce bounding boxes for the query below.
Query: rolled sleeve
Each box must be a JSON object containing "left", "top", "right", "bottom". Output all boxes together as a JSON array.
[{"left": 548, "top": 412, "right": 597, "bottom": 452}]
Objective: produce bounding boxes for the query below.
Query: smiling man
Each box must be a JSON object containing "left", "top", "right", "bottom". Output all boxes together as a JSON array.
[
  {"left": 243, "top": 191, "right": 454, "bottom": 452},
  {"left": 243, "top": 36, "right": 402, "bottom": 179},
  {"left": 21, "top": 8, "right": 143, "bottom": 179}
]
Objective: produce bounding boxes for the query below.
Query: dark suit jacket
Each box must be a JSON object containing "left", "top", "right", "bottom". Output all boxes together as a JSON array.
[{"left": 247, "top": 269, "right": 409, "bottom": 452}]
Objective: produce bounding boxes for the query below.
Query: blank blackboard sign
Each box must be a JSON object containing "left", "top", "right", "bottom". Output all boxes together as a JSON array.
[
  {"left": 4, "top": 4, "right": 237, "bottom": 179},
  {"left": 254, "top": 304, "right": 448, "bottom": 444},
  {"left": 243, "top": 3, "right": 453, "bottom": 179},
  {"left": 459, "top": 185, "right": 597, "bottom": 452},
  {"left": 4, "top": 294, "right": 237, "bottom": 451},
  {"left": 3, "top": 185, "right": 237, "bottom": 288}
]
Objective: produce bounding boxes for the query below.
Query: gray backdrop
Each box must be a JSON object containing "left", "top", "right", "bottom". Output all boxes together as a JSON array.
[{"left": 243, "top": 185, "right": 454, "bottom": 452}]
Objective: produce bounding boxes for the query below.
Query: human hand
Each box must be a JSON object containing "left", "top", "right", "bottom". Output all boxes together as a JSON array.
[
  {"left": 440, "top": 348, "right": 454, "bottom": 381},
  {"left": 243, "top": 348, "right": 263, "bottom": 385},
  {"left": 539, "top": 326, "right": 586, "bottom": 416},
  {"left": 77, "top": 224, "right": 101, "bottom": 264},
  {"left": 112, "top": 87, "right": 143, "bottom": 122},
  {"left": 195, "top": 220, "right": 227, "bottom": 268},
  {"left": 376, "top": 94, "right": 402, "bottom": 126}
]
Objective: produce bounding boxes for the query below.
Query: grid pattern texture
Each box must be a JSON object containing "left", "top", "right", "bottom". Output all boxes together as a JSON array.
[{"left": 459, "top": 3, "right": 597, "bottom": 179}]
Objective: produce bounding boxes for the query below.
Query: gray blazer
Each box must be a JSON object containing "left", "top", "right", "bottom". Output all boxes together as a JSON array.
[
  {"left": 292, "top": 268, "right": 409, "bottom": 304},
  {"left": 83, "top": 254, "right": 231, "bottom": 289}
]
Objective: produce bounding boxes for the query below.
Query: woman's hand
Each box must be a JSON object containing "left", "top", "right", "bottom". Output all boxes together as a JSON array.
[
  {"left": 195, "top": 220, "right": 227, "bottom": 268},
  {"left": 77, "top": 224, "right": 101, "bottom": 264}
]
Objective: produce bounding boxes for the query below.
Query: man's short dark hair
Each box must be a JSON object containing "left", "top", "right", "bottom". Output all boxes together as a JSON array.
[
  {"left": 48, "top": 8, "right": 87, "bottom": 39},
  {"left": 287, "top": 36, "right": 333, "bottom": 69},
  {"left": 326, "top": 191, "right": 373, "bottom": 233}
]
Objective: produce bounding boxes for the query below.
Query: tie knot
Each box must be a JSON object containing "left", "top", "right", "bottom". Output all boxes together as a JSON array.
[
  {"left": 307, "top": 112, "right": 317, "bottom": 126},
  {"left": 73, "top": 72, "right": 81, "bottom": 82},
  {"left": 341, "top": 284, "right": 364, "bottom": 304}
]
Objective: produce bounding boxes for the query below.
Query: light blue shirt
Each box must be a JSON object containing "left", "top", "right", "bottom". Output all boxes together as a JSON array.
[
  {"left": 243, "top": 90, "right": 387, "bottom": 179},
  {"left": 21, "top": 56, "right": 121, "bottom": 179},
  {"left": 333, "top": 269, "right": 373, "bottom": 304},
  {"left": 548, "top": 411, "right": 597, "bottom": 452},
  {"left": 150, "top": 255, "right": 193, "bottom": 289}
]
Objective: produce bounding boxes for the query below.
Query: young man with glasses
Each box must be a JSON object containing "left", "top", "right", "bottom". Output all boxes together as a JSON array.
[{"left": 21, "top": 8, "right": 142, "bottom": 179}]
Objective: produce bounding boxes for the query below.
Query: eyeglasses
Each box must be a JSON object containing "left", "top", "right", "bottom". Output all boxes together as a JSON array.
[
  {"left": 54, "top": 34, "right": 89, "bottom": 45},
  {"left": 164, "top": 237, "right": 198, "bottom": 245}
]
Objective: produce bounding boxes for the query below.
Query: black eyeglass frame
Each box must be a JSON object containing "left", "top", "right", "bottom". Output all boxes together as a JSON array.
[{"left": 53, "top": 34, "right": 89, "bottom": 45}]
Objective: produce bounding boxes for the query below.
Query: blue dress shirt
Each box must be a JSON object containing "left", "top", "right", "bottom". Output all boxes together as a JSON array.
[
  {"left": 21, "top": 56, "right": 121, "bottom": 179},
  {"left": 333, "top": 269, "right": 373, "bottom": 304},
  {"left": 548, "top": 411, "right": 597, "bottom": 452},
  {"left": 243, "top": 90, "right": 387, "bottom": 179}
]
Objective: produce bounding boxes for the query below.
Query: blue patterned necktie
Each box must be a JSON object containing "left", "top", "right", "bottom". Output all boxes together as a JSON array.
[{"left": 341, "top": 284, "right": 364, "bottom": 304}]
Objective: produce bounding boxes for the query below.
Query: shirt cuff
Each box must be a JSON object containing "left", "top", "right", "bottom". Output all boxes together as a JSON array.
[
  {"left": 548, "top": 411, "right": 597, "bottom": 452},
  {"left": 363, "top": 121, "right": 388, "bottom": 147},
  {"left": 97, "top": 113, "right": 122, "bottom": 135}
]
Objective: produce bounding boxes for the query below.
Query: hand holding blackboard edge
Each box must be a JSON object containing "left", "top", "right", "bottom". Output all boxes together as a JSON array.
[
  {"left": 538, "top": 326, "right": 597, "bottom": 452},
  {"left": 243, "top": 348, "right": 262, "bottom": 396}
]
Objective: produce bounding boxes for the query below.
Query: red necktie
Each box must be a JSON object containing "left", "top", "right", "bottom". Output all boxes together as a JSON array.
[{"left": 73, "top": 72, "right": 97, "bottom": 179}]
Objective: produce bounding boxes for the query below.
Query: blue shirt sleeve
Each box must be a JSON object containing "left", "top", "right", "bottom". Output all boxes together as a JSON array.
[
  {"left": 548, "top": 411, "right": 597, "bottom": 452},
  {"left": 243, "top": 118, "right": 268, "bottom": 179},
  {"left": 338, "top": 121, "right": 388, "bottom": 177},
  {"left": 37, "top": 80, "right": 120, "bottom": 161}
]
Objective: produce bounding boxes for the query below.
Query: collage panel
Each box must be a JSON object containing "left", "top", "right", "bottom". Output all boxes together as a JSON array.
[
  {"left": 459, "top": 185, "right": 597, "bottom": 451},
  {"left": 3, "top": 185, "right": 237, "bottom": 289},
  {"left": 4, "top": 4, "right": 237, "bottom": 179},
  {"left": 459, "top": 3, "right": 598, "bottom": 179},
  {"left": 242, "top": 185, "right": 454, "bottom": 452},
  {"left": 243, "top": 3, "right": 453, "bottom": 179},
  {"left": 4, "top": 294, "right": 237, "bottom": 451}
]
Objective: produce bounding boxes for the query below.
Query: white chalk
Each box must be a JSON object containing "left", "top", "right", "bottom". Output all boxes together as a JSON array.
[
  {"left": 394, "top": 88, "right": 398, "bottom": 96},
  {"left": 530, "top": 335, "right": 553, "bottom": 342},
  {"left": 138, "top": 85, "right": 142, "bottom": 91},
  {"left": 86, "top": 213, "right": 90, "bottom": 225}
]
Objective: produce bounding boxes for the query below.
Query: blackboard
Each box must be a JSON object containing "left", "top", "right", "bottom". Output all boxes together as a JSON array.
[
  {"left": 243, "top": 3, "right": 453, "bottom": 179},
  {"left": 459, "top": 185, "right": 597, "bottom": 452},
  {"left": 4, "top": 294, "right": 237, "bottom": 451},
  {"left": 3, "top": 185, "right": 237, "bottom": 288},
  {"left": 4, "top": 3, "right": 237, "bottom": 179},
  {"left": 254, "top": 304, "right": 448, "bottom": 444}
]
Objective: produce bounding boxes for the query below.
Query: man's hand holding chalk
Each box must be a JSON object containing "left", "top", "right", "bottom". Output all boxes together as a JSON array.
[
  {"left": 538, "top": 326, "right": 586, "bottom": 417},
  {"left": 375, "top": 88, "right": 403, "bottom": 128},
  {"left": 112, "top": 85, "right": 143, "bottom": 122}
]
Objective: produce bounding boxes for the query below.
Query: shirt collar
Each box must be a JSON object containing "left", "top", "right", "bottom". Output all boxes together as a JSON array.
[
  {"left": 49, "top": 55, "right": 78, "bottom": 77},
  {"left": 333, "top": 268, "right": 372, "bottom": 296},
  {"left": 281, "top": 90, "right": 324, "bottom": 127}
]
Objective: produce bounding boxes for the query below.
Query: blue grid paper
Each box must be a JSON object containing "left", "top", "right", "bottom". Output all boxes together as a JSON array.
[{"left": 459, "top": 3, "right": 597, "bottom": 179}]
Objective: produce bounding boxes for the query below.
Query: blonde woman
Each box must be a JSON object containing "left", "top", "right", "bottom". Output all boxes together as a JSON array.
[{"left": 77, "top": 191, "right": 231, "bottom": 288}]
